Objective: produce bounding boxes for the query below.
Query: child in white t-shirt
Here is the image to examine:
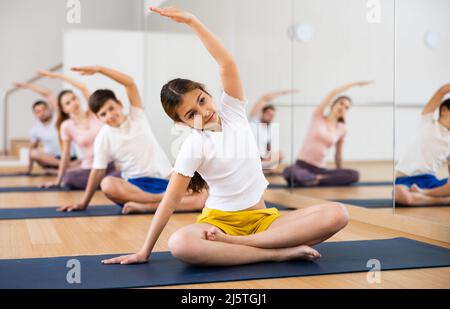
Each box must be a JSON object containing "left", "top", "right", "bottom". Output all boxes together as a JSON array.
[
  {"left": 395, "top": 83, "right": 450, "bottom": 206},
  {"left": 102, "top": 7, "right": 348, "bottom": 267},
  {"left": 58, "top": 66, "right": 207, "bottom": 213}
]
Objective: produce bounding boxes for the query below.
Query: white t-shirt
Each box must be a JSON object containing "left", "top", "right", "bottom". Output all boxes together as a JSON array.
[
  {"left": 30, "top": 115, "right": 61, "bottom": 157},
  {"left": 92, "top": 106, "right": 172, "bottom": 180},
  {"left": 396, "top": 113, "right": 450, "bottom": 176},
  {"left": 174, "top": 92, "right": 269, "bottom": 212}
]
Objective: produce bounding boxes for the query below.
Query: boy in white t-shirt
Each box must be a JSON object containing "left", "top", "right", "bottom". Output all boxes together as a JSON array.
[
  {"left": 58, "top": 65, "right": 207, "bottom": 214},
  {"left": 395, "top": 83, "right": 450, "bottom": 206},
  {"left": 102, "top": 7, "right": 348, "bottom": 267}
]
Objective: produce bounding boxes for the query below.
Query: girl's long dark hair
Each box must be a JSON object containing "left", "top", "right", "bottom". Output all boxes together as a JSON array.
[
  {"left": 161, "top": 78, "right": 209, "bottom": 193},
  {"left": 55, "top": 90, "right": 73, "bottom": 145}
]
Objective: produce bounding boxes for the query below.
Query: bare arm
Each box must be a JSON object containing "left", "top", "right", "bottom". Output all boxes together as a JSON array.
[
  {"left": 42, "top": 140, "right": 70, "bottom": 187},
  {"left": 14, "top": 82, "right": 57, "bottom": 110},
  {"left": 57, "top": 169, "right": 106, "bottom": 211},
  {"left": 422, "top": 83, "right": 450, "bottom": 115},
  {"left": 71, "top": 66, "right": 143, "bottom": 108},
  {"left": 102, "top": 172, "right": 191, "bottom": 264},
  {"left": 316, "top": 81, "right": 374, "bottom": 115},
  {"left": 27, "top": 141, "right": 39, "bottom": 174},
  {"left": 151, "top": 7, "right": 244, "bottom": 101},
  {"left": 335, "top": 139, "right": 344, "bottom": 169},
  {"left": 249, "top": 89, "right": 297, "bottom": 118},
  {"left": 38, "top": 70, "right": 91, "bottom": 104}
]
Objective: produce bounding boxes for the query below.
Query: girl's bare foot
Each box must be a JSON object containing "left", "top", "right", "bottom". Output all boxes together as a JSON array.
[
  {"left": 206, "top": 226, "right": 228, "bottom": 242},
  {"left": 276, "top": 244, "right": 322, "bottom": 262},
  {"left": 206, "top": 226, "right": 321, "bottom": 262},
  {"left": 122, "top": 202, "right": 157, "bottom": 214}
]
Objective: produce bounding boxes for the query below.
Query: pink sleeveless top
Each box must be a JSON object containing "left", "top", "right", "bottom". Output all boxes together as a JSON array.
[
  {"left": 297, "top": 111, "right": 347, "bottom": 167},
  {"left": 60, "top": 113, "right": 103, "bottom": 169}
]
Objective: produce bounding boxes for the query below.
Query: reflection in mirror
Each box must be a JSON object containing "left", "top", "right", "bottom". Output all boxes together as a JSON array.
[
  {"left": 394, "top": 0, "right": 450, "bottom": 227},
  {"left": 283, "top": 0, "right": 395, "bottom": 213}
]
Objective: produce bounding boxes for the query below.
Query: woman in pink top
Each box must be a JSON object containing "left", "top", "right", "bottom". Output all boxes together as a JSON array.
[
  {"left": 39, "top": 71, "right": 118, "bottom": 189},
  {"left": 283, "top": 81, "right": 373, "bottom": 186}
]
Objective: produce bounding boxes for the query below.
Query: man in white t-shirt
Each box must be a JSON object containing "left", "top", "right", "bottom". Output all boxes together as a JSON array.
[
  {"left": 14, "top": 82, "right": 78, "bottom": 174},
  {"left": 248, "top": 90, "right": 295, "bottom": 170},
  {"left": 58, "top": 66, "right": 207, "bottom": 214},
  {"left": 395, "top": 83, "right": 450, "bottom": 206}
]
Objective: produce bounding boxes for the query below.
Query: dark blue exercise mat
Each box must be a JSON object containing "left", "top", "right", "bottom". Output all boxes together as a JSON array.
[
  {"left": 0, "top": 202, "right": 292, "bottom": 220},
  {"left": 1, "top": 237, "right": 449, "bottom": 289},
  {"left": 0, "top": 172, "right": 54, "bottom": 178},
  {"left": 334, "top": 198, "right": 450, "bottom": 208},
  {"left": 0, "top": 186, "right": 90, "bottom": 193},
  {"left": 268, "top": 181, "right": 393, "bottom": 189}
]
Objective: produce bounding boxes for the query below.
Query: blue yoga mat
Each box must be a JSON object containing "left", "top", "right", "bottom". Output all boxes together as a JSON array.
[
  {"left": 268, "top": 181, "right": 393, "bottom": 189},
  {"left": 0, "top": 186, "right": 91, "bottom": 193},
  {"left": 0, "top": 172, "right": 54, "bottom": 178},
  {"left": 334, "top": 198, "right": 450, "bottom": 208},
  {"left": 0, "top": 237, "right": 448, "bottom": 289},
  {"left": 0, "top": 202, "right": 292, "bottom": 220}
]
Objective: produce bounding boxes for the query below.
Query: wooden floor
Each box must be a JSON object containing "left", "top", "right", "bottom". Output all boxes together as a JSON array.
[{"left": 1, "top": 161, "right": 449, "bottom": 288}]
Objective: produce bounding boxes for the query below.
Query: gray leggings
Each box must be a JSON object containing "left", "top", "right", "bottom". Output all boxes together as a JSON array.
[
  {"left": 283, "top": 160, "right": 359, "bottom": 187},
  {"left": 61, "top": 162, "right": 120, "bottom": 190}
]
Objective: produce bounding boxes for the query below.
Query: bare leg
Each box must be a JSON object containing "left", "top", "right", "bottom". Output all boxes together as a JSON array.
[
  {"left": 206, "top": 202, "right": 348, "bottom": 249},
  {"left": 122, "top": 189, "right": 208, "bottom": 214},
  {"left": 395, "top": 185, "right": 450, "bottom": 206},
  {"left": 394, "top": 185, "right": 414, "bottom": 205},
  {"left": 412, "top": 181, "right": 450, "bottom": 197},
  {"left": 30, "top": 149, "right": 60, "bottom": 169},
  {"left": 100, "top": 176, "right": 165, "bottom": 205},
  {"left": 168, "top": 223, "right": 321, "bottom": 266}
]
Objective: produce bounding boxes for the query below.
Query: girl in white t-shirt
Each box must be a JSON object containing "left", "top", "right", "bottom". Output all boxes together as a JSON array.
[{"left": 103, "top": 7, "right": 348, "bottom": 266}]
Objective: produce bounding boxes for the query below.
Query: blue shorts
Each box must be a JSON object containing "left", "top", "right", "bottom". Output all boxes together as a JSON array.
[
  {"left": 128, "top": 177, "right": 169, "bottom": 194},
  {"left": 115, "top": 177, "right": 169, "bottom": 208},
  {"left": 395, "top": 174, "right": 448, "bottom": 189}
]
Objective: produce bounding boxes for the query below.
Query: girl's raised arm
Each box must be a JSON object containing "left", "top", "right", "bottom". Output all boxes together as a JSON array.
[
  {"left": 316, "top": 81, "right": 374, "bottom": 115},
  {"left": 151, "top": 6, "right": 244, "bottom": 101},
  {"left": 38, "top": 70, "right": 91, "bottom": 104}
]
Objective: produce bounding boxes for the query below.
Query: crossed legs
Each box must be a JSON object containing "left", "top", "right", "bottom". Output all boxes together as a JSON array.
[{"left": 168, "top": 202, "right": 348, "bottom": 266}]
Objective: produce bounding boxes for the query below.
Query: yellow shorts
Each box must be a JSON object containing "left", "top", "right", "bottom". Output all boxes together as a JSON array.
[{"left": 196, "top": 207, "right": 281, "bottom": 236}]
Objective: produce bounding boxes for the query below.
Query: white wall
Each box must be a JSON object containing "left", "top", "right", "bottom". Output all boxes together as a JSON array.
[
  {"left": 0, "top": 0, "right": 142, "bottom": 151},
  {"left": 62, "top": 29, "right": 145, "bottom": 115},
  {"left": 396, "top": 0, "right": 450, "bottom": 105}
]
